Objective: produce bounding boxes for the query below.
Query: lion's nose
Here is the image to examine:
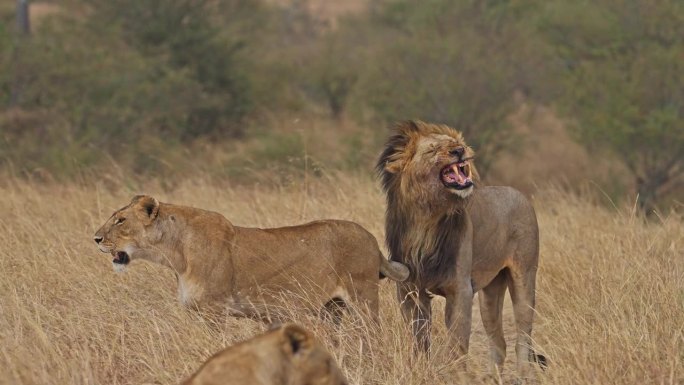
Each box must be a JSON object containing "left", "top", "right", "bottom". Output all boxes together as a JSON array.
[
  {"left": 94, "top": 236, "right": 103, "bottom": 244},
  {"left": 450, "top": 147, "right": 465, "bottom": 157}
]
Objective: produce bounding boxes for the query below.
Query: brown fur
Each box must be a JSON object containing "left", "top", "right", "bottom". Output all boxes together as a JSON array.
[
  {"left": 93, "top": 196, "right": 408, "bottom": 322},
  {"left": 377, "top": 121, "right": 545, "bottom": 379},
  {"left": 182, "top": 324, "right": 347, "bottom": 385}
]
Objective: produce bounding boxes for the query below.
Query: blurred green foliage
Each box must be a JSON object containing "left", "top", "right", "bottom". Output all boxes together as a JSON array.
[
  {"left": 345, "top": 0, "right": 555, "bottom": 171},
  {"left": 539, "top": 0, "right": 684, "bottom": 211},
  {"left": 0, "top": 0, "right": 682, "bottom": 210},
  {"left": 0, "top": 0, "right": 263, "bottom": 177},
  {"left": 87, "top": 0, "right": 257, "bottom": 138}
]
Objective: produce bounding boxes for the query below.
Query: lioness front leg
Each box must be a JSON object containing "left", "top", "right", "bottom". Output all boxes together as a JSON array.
[{"left": 397, "top": 284, "right": 432, "bottom": 354}]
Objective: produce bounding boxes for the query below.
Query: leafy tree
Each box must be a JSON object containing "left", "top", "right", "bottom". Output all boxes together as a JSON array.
[
  {"left": 308, "top": 32, "right": 359, "bottom": 120},
  {"left": 88, "top": 0, "right": 254, "bottom": 138},
  {"left": 540, "top": 0, "right": 684, "bottom": 212},
  {"left": 0, "top": 12, "right": 203, "bottom": 175},
  {"left": 0, "top": 0, "right": 268, "bottom": 176},
  {"left": 291, "top": 19, "right": 373, "bottom": 121}
]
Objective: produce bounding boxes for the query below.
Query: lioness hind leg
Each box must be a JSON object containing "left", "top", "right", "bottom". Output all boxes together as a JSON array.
[
  {"left": 478, "top": 269, "right": 508, "bottom": 379},
  {"left": 359, "top": 283, "right": 380, "bottom": 323},
  {"left": 508, "top": 267, "right": 540, "bottom": 381},
  {"left": 322, "top": 297, "right": 347, "bottom": 326},
  {"left": 330, "top": 282, "right": 380, "bottom": 325}
]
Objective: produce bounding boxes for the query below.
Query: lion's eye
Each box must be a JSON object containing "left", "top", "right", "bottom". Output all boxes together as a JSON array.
[{"left": 115, "top": 217, "right": 126, "bottom": 225}]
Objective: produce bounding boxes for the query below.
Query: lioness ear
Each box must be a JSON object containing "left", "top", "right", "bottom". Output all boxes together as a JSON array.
[
  {"left": 281, "top": 324, "right": 312, "bottom": 356},
  {"left": 131, "top": 195, "right": 159, "bottom": 221}
]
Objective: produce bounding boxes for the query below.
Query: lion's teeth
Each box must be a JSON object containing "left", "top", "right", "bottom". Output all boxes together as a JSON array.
[{"left": 451, "top": 165, "right": 463, "bottom": 182}]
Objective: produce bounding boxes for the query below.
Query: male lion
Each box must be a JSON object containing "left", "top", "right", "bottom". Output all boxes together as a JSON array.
[
  {"left": 93, "top": 195, "right": 408, "bottom": 322},
  {"left": 377, "top": 121, "right": 546, "bottom": 379},
  {"left": 182, "top": 324, "right": 347, "bottom": 385}
]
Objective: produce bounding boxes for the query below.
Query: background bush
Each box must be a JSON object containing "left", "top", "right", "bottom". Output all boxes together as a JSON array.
[{"left": 0, "top": 0, "right": 682, "bottom": 211}]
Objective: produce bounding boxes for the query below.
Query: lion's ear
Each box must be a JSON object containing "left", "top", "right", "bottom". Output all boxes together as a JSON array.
[
  {"left": 383, "top": 158, "right": 405, "bottom": 174},
  {"left": 396, "top": 120, "right": 423, "bottom": 135},
  {"left": 281, "top": 324, "right": 313, "bottom": 357},
  {"left": 131, "top": 195, "right": 159, "bottom": 222}
]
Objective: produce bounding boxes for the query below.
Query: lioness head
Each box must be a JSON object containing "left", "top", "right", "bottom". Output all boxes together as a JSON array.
[
  {"left": 93, "top": 195, "right": 160, "bottom": 272},
  {"left": 377, "top": 120, "right": 478, "bottom": 205},
  {"left": 183, "top": 324, "right": 347, "bottom": 385}
]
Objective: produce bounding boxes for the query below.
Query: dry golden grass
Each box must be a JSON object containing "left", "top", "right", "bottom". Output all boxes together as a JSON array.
[{"left": 0, "top": 172, "right": 682, "bottom": 385}]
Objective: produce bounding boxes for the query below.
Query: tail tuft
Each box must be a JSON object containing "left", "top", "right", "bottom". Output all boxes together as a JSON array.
[{"left": 379, "top": 260, "right": 410, "bottom": 282}]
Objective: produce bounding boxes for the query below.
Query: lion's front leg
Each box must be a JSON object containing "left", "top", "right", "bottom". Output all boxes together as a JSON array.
[
  {"left": 444, "top": 214, "right": 474, "bottom": 358},
  {"left": 444, "top": 281, "right": 474, "bottom": 357},
  {"left": 397, "top": 284, "right": 432, "bottom": 354}
]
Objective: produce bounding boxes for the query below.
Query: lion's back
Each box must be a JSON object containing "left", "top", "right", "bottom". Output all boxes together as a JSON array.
[
  {"left": 470, "top": 186, "right": 539, "bottom": 284},
  {"left": 471, "top": 186, "right": 535, "bottom": 221}
]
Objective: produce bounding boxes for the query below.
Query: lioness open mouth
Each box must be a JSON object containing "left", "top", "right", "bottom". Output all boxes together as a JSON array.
[
  {"left": 112, "top": 251, "right": 130, "bottom": 265},
  {"left": 440, "top": 161, "right": 473, "bottom": 190}
]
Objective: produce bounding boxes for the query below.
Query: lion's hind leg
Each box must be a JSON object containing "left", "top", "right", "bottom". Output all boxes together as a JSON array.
[
  {"left": 478, "top": 269, "right": 508, "bottom": 380},
  {"left": 508, "top": 265, "right": 545, "bottom": 382}
]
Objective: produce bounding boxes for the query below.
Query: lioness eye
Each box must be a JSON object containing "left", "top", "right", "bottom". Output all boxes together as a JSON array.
[{"left": 115, "top": 217, "right": 126, "bottom": 225}]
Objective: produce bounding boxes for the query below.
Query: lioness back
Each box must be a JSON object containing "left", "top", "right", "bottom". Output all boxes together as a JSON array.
[
  {"left": 234, "top": 219, "right": 381, "bottom": 273},
  {"left": 182, "top": 324, "right": 347, "bottom": 385},
  {"left": 230, "top": 220, "right": 384, "bottom": 309}
]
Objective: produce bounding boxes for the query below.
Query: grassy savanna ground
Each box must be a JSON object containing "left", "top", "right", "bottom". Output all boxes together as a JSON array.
[{"left": 0, "top": 173, "right": 682, "bottom": 385}]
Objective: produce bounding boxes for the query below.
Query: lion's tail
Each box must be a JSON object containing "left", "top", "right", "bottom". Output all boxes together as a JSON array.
[{"left": 379, "top": 254, "right": 409, "bottom": 282}]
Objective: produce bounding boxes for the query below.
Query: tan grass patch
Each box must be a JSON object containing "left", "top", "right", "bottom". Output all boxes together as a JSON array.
[{"left": 0, "top": 173, "right": 681, "bottom": 384}]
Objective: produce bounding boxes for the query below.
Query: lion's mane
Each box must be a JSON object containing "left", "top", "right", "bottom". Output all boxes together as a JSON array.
[{"left": 376, "top": 120, "right": 479, "bottom": 286}]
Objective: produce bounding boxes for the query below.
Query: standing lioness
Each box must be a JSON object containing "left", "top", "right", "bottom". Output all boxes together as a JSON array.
[{"left": 93, "top": 195, "right": 408, "bottom": 321}]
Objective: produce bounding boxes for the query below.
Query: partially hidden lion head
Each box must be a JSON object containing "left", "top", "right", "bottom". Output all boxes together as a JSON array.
[
  {"left": 377, "top": 120, "right": 479, "bottom": 207},
  {"left": 93, "top": 195, "right": 161, "bottom": 272},
  {"left": 183, "top": 324, "right": 348, "bottom": 385}
]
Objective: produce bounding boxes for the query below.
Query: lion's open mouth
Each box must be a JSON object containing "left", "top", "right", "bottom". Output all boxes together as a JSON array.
[
  {"left": 112, "top": 251, "right": 130, "bottom": 265},
  {"left": 440, "top": 161, "right": 473, "bottom": 190}
]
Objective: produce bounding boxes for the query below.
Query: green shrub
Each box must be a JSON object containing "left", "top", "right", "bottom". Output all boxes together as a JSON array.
[{"left": 539, "top": 0, "right": 684, "bottom": 212}]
